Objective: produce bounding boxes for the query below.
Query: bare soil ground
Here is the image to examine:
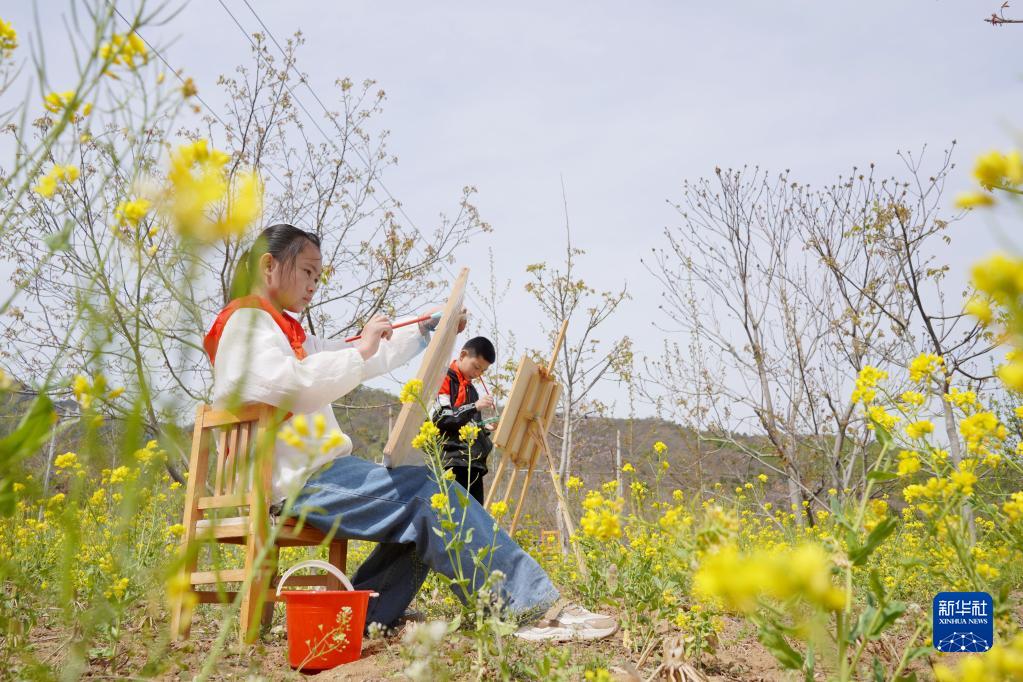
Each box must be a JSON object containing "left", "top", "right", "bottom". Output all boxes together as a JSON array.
[{"left": 23, "top": 611, "right": 940, "bottom": 681}]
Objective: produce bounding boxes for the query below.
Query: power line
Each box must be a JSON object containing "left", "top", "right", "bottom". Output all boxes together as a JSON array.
[
  {"left": 117, "top": 2, "right": 494, "bottom": 345},
  {"left": 109, "top": 5, "right": 291, "bottom": 195},
  {"left": 224, "top": 0, "right": 491, "bottom": 323}
]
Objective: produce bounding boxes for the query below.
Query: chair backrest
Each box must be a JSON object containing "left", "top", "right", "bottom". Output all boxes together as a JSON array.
[{"left": 185, "top": 403, "right": 278, "bottom": 523}]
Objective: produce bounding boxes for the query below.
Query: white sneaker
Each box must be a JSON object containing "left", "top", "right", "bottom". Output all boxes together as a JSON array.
[
  {"left": 513, "top": 602, "right": 618, "bottom": 642},
  {"left": 551, "top": 603, "right": 616, "bottom": 630}
]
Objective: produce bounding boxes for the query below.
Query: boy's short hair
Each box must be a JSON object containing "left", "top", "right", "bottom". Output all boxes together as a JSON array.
[{"left": 462, "top": 336, "right": 496, "bottom": 365}]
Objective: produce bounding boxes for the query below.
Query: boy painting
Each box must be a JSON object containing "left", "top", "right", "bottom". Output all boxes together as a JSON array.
[{"left": 432, "top": 337, "right": 496, "bottom": 504}]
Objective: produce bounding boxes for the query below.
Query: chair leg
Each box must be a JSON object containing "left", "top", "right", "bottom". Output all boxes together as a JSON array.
[
  {"left": 328, "top": 540, "right": 348, "bottom": 590},
  {"left": 260, "top": 546, "right": 280, "bottom": 630},
  {"left": 169, "top": 575, "right": 193, "bottom": 641},
  {"left": 169, "top": 536, "right": 199, "bottom": 641},
  {"left": 239, "top": 570, "right": 271, "bottom": 644},
  {"left": 239, "top": 539, "right": 272, "bottom": 644}
]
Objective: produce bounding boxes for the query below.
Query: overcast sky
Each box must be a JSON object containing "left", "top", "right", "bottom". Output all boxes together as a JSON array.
[{"left": 7, "top": 1, "right": 1022, "bottom": 417}]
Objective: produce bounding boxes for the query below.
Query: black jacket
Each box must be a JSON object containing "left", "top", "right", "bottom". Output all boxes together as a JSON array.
[{"left": 431, "top": 366, "right": 494, "bottom": 472}]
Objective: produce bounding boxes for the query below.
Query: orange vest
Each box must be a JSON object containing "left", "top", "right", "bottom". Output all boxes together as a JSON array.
[
  {"left": 203, "top": 295, "right": 308, "bottom": 365},
  {"left": 439, "top": 360, "right": 472, "bottom": 407}
]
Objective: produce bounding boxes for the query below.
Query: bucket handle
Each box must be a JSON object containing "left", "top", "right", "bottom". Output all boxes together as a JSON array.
[{"left": 276, "top": 559, "right": 366, "bottom": 597}]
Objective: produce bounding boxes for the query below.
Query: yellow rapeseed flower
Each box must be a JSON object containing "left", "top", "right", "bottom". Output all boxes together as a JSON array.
[
  {"left": 970, "top": 252, "right": 1023, "bottom": 302},
  {"left": 653, "top": 441, "right": 667, "bottom": 455},
  {"left": 944, "top": 388, "right": 979, "bottom": 411},
  {"left": 0, "top": 18, "right": 18, "bottom": 55},
  {"left": 399, "top": 378, "right": 423, "bottom": 404},
  {"left": 949, "top": 460, "right": 978, "bottom": 496},
  {"left": 694, "top": 543, "right": 846, "bottom": 614},
  {"left": 54, "top": 451, "right": 78, "bottom": 469},
  {"left": 852, "top": 365, "right": 888, "bottom": 404},
  {"left": 900, "top": 390, "right": 925, "bottom": 407},
  {"left": 896, "top": 449, "right": 920, "bottom": 473},
  {"left": 99, "top": 32, "right": 149, "bottom": 71},
  {"left": 959, "top": 412, "right": 1000, "bottom": 452},
  {"left": 320, "top": 430, "right": 348, "bottom": 454},
  {"left": 279, "top": 426, "right": 303, "bottom": 449},
  {"left": 33, "top": 164, "right": 80, "bottom": 198},
  {"left": 973, "top": 150, "right": 1013, "bottom": 189},
  {"left": 579, "top": 491, "right": 623, "bottom": 541},
  {"left": 105, "top": 576, "right": 130, "bottom": 601},
  {"left": 430, "top": 492, "right": 448, "bottom": 512},
  {"left": 411, "top": 420, "right": 440, "bottom": 450},
  {"left": 221, "top": 171, "right": 263, "bottom": 236},
  {"left": 489, "top": 500, "right": 509, "bottom": 519},
  {"left": 998, "top": 359, "right": 1023, "bottom": 392},
  {"left": 964, "top": 296, "right": 993, "bottom": 324},
  {"left": 162, "top": 140, "right": 262, "bottom": 242},
  {"left": 114, "top": 198, "right": 151, "bottom": 227},
  {"left": 933, "top": 631, "right": 1023, "bottom": 682},
  {"left": 458, "top": 423, "right": 480, "bottom": 444},
  {"left": 108, "top": 465, "right": 131, "bottom": 484},
  {"left": 904, "top": 420, "right": 934, "bottom": 440},
  {"left": 867, "top": 405, "right": 900, "bottom": 431},
  {"left": 1004, "top": 491, "right": 1023, "bottom": 522},
  {"left": 954, "top": 191, "right": 995, "bottom": 209},
  {"left": 566, "top": 475, "right": 583, "bottom": 491},
  {"left": 908, "top": 353, "right": 944, "bottom": 383},
  {"left": 43, "top": 90, "right": 76, "bottom": 114}
]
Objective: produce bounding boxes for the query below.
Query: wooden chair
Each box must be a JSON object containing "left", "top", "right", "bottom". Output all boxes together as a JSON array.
[{"left": 169, "top": 403, "right": 348, "bottom": 644}]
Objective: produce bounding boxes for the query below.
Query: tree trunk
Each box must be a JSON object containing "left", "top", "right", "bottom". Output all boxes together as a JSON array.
[
  {"left": 615, "top": 429, "right": 622, "bottom": 498},
  {"left": 941, "top": 377, "right": 975, "bottom": 541}
]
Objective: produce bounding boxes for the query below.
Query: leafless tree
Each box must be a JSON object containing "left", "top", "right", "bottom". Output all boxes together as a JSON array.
[
  {"left": 0, "top": 32, "right": 488, "bottom": 477},
  {"left": 524, "top": 182, "right": 632, "bottom": 487},
  {"left": 645, "top": 150, "right": 993, "bottom": 522}
]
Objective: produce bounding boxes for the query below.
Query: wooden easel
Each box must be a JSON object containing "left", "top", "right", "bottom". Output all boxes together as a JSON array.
[
  {"left": 485, "top": 320, "right": 586, "bottom": 574},
  {"left": 383, "top": 268, "right": 469, "bottom": 468}
]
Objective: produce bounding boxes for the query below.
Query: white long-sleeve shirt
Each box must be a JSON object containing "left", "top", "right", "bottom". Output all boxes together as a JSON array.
[{"left": 211, "top": 308, "right": 428, "bottom": 502}]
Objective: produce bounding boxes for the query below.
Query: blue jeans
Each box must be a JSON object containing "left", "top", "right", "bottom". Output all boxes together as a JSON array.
[{"left": 289, "top": 455, "right": 559, "bottom": 628}]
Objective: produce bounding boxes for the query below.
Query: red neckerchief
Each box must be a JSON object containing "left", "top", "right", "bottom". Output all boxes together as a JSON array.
[
  {"left": 203, "top": 295, "right": 308, "bottom": 365},
  {"left": 444, "top": 360, "right": 470, "bottom": 407}
]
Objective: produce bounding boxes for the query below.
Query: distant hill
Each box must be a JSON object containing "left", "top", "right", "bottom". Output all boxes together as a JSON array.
[
  {"left": 3, "top": 383, "right": 769, "bottom": 529},
  {"left": 332, "top": 386, "right": 768, "bottom": 528}
]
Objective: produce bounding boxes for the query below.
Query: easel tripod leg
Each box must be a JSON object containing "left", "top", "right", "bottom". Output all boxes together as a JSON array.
[
  {"left": 485, "top": 453, "right": 509, "bottom": 508},
  {"left": 531, "top": 423, "right": 587, "bottom": 577},
  {"left": 508, "top": 449, "right": 540, "bottom": 535},
  {"left": 501, "top": 467, "right": 519, "bottom": 505}
]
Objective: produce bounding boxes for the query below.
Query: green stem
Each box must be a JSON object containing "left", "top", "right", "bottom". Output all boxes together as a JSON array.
[
  {"left": 888, "top": 620, "right": 925, "bottom": 682},
  {"left": 836, "top": 610, "right": 849, "bottom": 682}
]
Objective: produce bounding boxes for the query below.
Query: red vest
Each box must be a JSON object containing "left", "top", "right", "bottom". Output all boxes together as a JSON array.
[
  {"left": 439, "top": 361, "right": 472, "bottom": 407},
  {"left": 203, "top": 295, "right": 307, "bottom": 365}
]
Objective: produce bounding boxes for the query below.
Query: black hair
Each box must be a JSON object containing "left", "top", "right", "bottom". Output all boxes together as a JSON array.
[
  {"left": 229, "top": 223, "right": 321, "bottom": 300},
  {"left": 462, "top": 336, "right": 496, "bottom": 365}
]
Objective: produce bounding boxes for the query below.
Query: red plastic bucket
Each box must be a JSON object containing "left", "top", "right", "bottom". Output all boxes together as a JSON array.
[{"left": 276, "top": 560, "right": 378, "bottom": 671}]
